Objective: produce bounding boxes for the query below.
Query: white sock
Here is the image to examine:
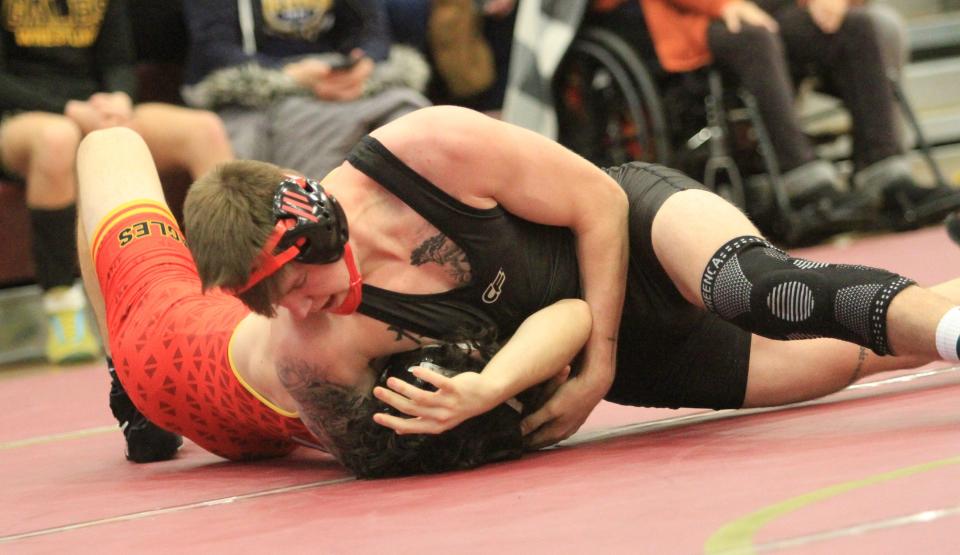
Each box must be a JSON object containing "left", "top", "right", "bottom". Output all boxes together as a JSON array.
[
  {"left": 935, "top": 307, "right": 960, "bottom": 362},
  {"left": 42, "top": 282, "right": 87, "bottom": 314}
]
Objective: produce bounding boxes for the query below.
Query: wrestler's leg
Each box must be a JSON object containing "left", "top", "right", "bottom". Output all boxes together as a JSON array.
[
  {"left": 76, "top": 222, "right": 108, "bottom": 349},
  {"left": 745, "top": 278, "right": 960, "bottom": 406},
  {"left": 127, "top": 103, "right": 233, "bottom": 179},
  {"left": 76, "top": 127, "right": 182, "bottom": 462},
  {"left": 76, "top": 127, "right": 167, "bottom": 237},
  {"left": 651, "top": 188, "right": 955, "bottom": 362}
]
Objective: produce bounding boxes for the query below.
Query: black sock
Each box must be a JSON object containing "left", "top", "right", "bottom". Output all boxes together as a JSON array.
[{"left": 29, "top": 205, "right": 78, "bottom": 291}]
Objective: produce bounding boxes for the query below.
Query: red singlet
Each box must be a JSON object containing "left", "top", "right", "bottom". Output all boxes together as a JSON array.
[{"left": 92, "top": 200, "right": 318, "bottom": 460}]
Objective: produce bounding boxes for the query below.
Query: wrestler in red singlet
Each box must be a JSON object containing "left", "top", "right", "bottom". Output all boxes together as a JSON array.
[{"left": 92, "top": 200, "right": 320, "bottom": 460}]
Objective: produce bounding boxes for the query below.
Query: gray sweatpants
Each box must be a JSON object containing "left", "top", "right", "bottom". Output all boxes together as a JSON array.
[{"left": 220, "top": 88, "right": 430, "bottom": 178}]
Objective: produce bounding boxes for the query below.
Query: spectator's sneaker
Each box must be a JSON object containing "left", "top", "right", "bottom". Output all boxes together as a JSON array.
[
  {"left": 108, "top": 363, "right": 182, "bottom": 463},
  {"left": 775, "top": 161, "right": 875, "bottom": 246},
  {"left": 946, "top": 211, "right": 960, "bottom": 246},
  {"left": 43, "top": 284, "right": 100, "bottom": 365},
  {"left": 854, "top": 156, "right": 960, "bottom": 231}
]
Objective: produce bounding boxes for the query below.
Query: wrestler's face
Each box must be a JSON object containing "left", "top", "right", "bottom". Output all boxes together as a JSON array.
[{"left": 276, "top": 260, "right": 350, "bottom": 319}]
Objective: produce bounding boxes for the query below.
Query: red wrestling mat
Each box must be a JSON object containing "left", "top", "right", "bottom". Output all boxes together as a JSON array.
[{"left": 2, "top": 226, "right": 959, "bottom": 554}]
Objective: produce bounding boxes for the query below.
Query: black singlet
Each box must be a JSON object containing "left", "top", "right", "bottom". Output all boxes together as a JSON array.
[{"left": 348, "top": 136, "right": 581, "bottom": 340}]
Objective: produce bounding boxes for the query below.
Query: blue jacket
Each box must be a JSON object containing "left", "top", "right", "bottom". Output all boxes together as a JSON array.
[{"left": 183, "top": 0, "right": 392, "bottom": 85}]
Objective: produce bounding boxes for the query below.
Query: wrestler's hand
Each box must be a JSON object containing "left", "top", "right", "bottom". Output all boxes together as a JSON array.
[
  {"left": 721, "top": 1, "right": 778, "bottom": 33},
  {"left": 807, "top": 0, "right": 848, "bottom": 34},
  {"left": 520, "top": 369, "right": 609, "bottom": 450},
  {"left": 371, "top": 367, "right": 498, "bottom": 435}
]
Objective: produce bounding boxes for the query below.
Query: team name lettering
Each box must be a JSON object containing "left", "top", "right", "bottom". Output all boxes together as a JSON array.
[{"left": 117, "top": 220, "right": 184, "bottom": 247}]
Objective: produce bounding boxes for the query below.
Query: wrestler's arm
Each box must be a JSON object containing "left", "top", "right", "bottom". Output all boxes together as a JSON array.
[
  {"left": 372, "top": 299, "right": 592, "bottom": 435},
  {"left": 371, "top": 106, "right": 628, "bottom": 446}
]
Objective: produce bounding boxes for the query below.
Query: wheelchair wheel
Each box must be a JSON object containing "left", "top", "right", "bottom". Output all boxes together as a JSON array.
[{"left": 555, "top": 27, "right": 671, "bottom": 168}]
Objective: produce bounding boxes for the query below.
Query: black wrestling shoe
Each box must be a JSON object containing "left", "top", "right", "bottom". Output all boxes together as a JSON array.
[{"left": 108, "top": 363, "right": 182, "bottom": 463}]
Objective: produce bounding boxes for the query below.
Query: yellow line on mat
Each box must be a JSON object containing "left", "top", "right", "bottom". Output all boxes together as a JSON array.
[
  {"left": 704, "top": 455, "right": 960, "bottom": 555},
  {"left": 0, "top": 425, "right": 115, "bottom": 450}
]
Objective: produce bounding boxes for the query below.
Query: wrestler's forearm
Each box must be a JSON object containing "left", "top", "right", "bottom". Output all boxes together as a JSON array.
[
  {"left": 573, "top": 195, "right": 629, "bottom": 391},
  {"left": 479, "top": 299, "right": 593, "bottom": 406}
]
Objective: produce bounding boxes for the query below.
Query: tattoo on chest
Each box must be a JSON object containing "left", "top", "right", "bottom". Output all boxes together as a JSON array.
[
  {"left": 410, "top": 232, "right": 471, "bottom": 283},
  {"left": 388, "top": 325, "right": 424, "bottom": 344}
]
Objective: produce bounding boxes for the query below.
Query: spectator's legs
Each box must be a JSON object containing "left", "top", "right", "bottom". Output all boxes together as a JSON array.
[
  {"left": 866, "top": 3, "right": 910, "bottom": 148},
  {"left": 706, "top": 21, "right": 814, "bottom": 174},
  {"left": 0, "top": 112, "right": 98, "bottom": 363},
  {"left": 269, "top": 91, "right": 429, "bottom": 179},
  {"left": 771, "top": 5, "right": 899, "bottom": 170},
  {"left": 772, "top": 4, "right": 960, "bottom": 227},
  {"left": 128, "top": 103, "right": 234, "bottom": 179}
]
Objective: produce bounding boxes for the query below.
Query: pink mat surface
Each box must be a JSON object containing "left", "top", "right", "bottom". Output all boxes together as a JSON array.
[{"left": 1, "top": 227, "right": 958, "bottom": 554}]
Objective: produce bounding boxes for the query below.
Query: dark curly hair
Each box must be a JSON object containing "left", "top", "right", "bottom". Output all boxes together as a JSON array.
[{"left": 296, "top": 342, "right": 543, "bottom": 479}]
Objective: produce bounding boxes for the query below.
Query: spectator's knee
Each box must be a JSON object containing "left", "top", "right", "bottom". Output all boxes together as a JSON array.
[
  {"left": 188, "top": 111, "right": 231, "bottom": 153},
  {"left": 838, "top": 9, "right": 876, "bottom": 43},
  {"left": 737, "top": 24, "right": 782, "bottom": 54},
  {"left": 711, "top": 23, "right": 784, "bottom": 66},
  {"left": 34, "top": 119, "right": 82, "bottom": 176}
]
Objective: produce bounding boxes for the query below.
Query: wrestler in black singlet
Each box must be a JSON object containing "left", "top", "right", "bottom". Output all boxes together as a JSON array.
[{"left": 348, "top": 137, "right": 751, "bottom": 410}]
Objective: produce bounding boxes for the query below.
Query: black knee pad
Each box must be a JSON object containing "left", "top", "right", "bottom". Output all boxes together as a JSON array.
[{"left": 701, "top": 236, "right": 914, "bottom": 355}]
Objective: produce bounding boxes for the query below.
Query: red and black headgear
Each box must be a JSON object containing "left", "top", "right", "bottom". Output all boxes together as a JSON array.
[{"left": 231, "top": 175, "right": 354, "bottom": 297}]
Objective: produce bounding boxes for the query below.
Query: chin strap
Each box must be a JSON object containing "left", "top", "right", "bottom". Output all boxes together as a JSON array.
[{"left": 331, "top": 242, "right": 363, "bottom": 315}]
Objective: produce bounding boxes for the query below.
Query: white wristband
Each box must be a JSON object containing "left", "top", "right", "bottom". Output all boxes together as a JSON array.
[{"left": 935, "top": 307, "right": 960, "bottom": 362}]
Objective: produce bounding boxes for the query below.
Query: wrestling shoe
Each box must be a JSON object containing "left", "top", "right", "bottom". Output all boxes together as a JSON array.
[
  {"left": 43, "top": 284, "right": 100, "bottom": 364},
  {"left": 108, "top": 362, "right": 182, "bottom": 463}
]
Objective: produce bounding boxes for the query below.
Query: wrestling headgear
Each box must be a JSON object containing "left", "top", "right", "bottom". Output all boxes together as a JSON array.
[{"left": 232, "top": 175, "right": 362, "bottom": 314}]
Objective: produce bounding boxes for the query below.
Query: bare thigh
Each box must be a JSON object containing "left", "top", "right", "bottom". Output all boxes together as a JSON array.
[
  {"left": 0, "top": 112, "right": 80, "bottom": 174},
  {"left": 651, "top": 188, "right": 762, "bottom": 307},
  {"left": 127, "top": 103, "right": 231, "bottom": 177},
  {"left": 76, "top": 127, "right": 167, "bottom": 238}
]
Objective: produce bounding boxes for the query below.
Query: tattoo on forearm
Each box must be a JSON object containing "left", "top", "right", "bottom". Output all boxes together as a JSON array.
[
  {"left": 847, "top": 347, "right": 868, "bottom": 387},
  {"left": 410, "top": 232, "right": 471, "bottom": 283}
]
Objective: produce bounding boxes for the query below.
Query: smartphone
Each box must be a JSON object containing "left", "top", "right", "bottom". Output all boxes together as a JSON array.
[{"left": 328, "top": 54, "right": 361, "bottom": 71}]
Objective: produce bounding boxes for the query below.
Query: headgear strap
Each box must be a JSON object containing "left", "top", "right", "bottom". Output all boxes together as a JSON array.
[{"left": 228, "top": 175, "right": 362, "bottom": 314}]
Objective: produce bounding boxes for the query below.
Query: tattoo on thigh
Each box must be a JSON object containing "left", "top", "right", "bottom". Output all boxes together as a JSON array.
[
  {"left": 410, "top": 233, "right": 471, "bottom": 283},
  {"left": 848, "top": 347, "right": 868, "bottom": 387}
]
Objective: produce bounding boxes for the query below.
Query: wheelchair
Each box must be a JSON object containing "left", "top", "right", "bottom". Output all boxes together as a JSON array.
[{"left": 552, "top": 12, "right": 951, "bottom": 246}]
